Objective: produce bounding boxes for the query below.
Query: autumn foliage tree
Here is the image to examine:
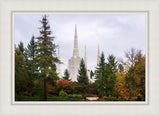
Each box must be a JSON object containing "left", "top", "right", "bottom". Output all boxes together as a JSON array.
[
  {"left": 114, "top": 68, "right": 129, "bottom": 100},
  {"left": 56, "top": 79, "right": 77, "bottom": 94},
  {"left": 125, "top": 49, "right": 145, "bottom": 101}
]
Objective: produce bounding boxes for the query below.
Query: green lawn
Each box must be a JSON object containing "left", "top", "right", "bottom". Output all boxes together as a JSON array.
[{"left": 15, "top": 96, "right": 83, "bottom": 101}]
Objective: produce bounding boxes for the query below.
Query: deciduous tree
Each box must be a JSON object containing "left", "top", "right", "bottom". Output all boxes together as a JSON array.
[{"left": 125, "top": 49, "right": 145, "bottom": 101}]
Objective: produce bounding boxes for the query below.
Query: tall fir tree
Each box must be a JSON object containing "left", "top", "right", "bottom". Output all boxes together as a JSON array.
[
  {"left": 105, "top": 55, "right": 117, "bottom": 96},
  {"left": 18, "top": 41, "right": 28, "bottom": 62},
  {"left": 63, "top": 69, "right": 71, "bottom": 81},
  {"left": 25, "top": 35, "right": 37, "bottom": 77},
  {"left": 95, "top": 52, "right": 106, "bottom": 97},
  {"left": 18, "top": 41, "right": 25, "bottom": 54},
  {"left": 77, "top": 58, "right": 89, "bottom": 85},
  {"left": 35, "top": 15, "right": 59, "bottom": 101},
  {"left": 107, "top": 55, "right": 118, "bottom": 74},
  {"left": 95, "top": 53, "right": 118, "bottom": 97},
  {"left": 26, "top": 35, "right": 36, "bottom": 59}
]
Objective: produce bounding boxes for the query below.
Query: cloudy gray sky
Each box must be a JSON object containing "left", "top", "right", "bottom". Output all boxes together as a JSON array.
[{"left": 15, "top": 14, "right": 146, "bottom": 74}]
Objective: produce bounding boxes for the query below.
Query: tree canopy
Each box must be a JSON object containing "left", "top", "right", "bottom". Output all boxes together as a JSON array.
[{"left": 77, "top": 58, "right": 89, "bottom": 85}]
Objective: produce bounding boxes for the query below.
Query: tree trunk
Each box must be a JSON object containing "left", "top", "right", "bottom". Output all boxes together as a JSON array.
[{"left": 43, "top": 79, "right": 47, "bottom": 101}]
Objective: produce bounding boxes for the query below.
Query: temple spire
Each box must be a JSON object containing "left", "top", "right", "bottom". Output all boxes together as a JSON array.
[
  {"left": 84, "top": 45, "right": 87, "bottom": 69},
  {"left": 73, "top": 24, "right": 79, "bottom": 56},
  {"left": 75, "top": 24, "right": 77, "bottom": 38}
]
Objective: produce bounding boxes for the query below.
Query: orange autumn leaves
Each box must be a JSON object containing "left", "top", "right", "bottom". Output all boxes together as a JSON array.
[{"left": 114, "top": 72, "right": 129, "bottom": 100}]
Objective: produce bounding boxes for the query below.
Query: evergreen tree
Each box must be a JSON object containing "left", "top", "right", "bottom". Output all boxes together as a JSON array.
[
  {"left": 90, "top": 70, "right": 94, "bottom": 79},
  {"left": 26, "top": 35, "right": 36, "bottom": 59},
  {"left": 107, "top": 55, "right": 118, "bottom": 74},
  {"left": 105, "top": 55, "right": 117, "bottom": 96},
  {"left": 95, "top": 52, "right": 106, "bottom": 97},
  {"left": 63, "top": 69, "right": 71, "bottom": 81},
  {"left": 18, "top": 41, "right": 25, "bottom": 54},
  {"left": 15, "top": 47, "right": 31, "bottom": 96},
  {"left": 77, "top": 58, "right": 89, "bottom": 85},
  {"left": 118, "top": 64, "right": 124, "bottom": 73},
  {"left": 95, "top": 53, "right": 118, "bottom": 97},
  {"left": 18, "top": 41, "right": 28, "bottom": 62},
  {"left": 25, "top": 35, "right": 37, "bottom": 77},
  {"left": 35, "top": 15, "right": 59, "bottom": 101}
]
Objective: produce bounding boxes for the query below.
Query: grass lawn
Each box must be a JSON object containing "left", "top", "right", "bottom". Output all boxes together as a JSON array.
[{"left": 15, "top": 95, "right": 83, "bottom": 101}]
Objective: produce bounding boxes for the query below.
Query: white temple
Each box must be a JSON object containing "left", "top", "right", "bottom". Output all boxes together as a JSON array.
[
  {"left": 68, "top": 25, "right": 82, "bottom": 81},
  {"left": 67, "top": 25, "right": 100, "bottom": 83}
]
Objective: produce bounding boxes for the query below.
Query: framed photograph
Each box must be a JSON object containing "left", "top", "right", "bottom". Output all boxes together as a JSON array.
[{"left": 0, "top": 0, "right": 160, "bottom": 116}]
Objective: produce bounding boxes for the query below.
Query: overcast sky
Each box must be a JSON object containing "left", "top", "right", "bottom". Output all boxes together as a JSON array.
[{"left": 15, "top": 14, "right": 146, "bottom": 74}]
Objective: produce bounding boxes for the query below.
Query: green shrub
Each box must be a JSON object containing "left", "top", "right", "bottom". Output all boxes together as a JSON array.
[
  {"left": 68, "top": 94, "right": 82, "bottom": 98},
  {"left": 103, "top": 96, "right": 107, "bottom": 101},
  {"left": 104, "top": 96, "right": 117, "bottom": 101},
  {"left": 47, "top": 96, "right": 69, "bottom": 101},
  {"left": 68, "top": 94, "right": 82, "bottom": 101},
  {"left": 15, "top": 95, "right": 41, "bottom": 101},
  {"left": 48, "top": 87, "right": 59, "bottom": 96},
  {"left": 119, "top": 97, "right": 127, "bottom": 101},
  {"left": 59, "top": 89, "right": 68, "bottom": 98}
]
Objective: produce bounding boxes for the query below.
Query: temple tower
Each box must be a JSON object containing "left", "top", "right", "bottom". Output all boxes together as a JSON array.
[
  {"left": 57, "top": 47, "right": 62, "bottom": 78},
  {"left": 84, "top": 45, "right": 87, "bottom": 69},
  {"left": 97, "top": 45, "right": 100, "bottom": 65},
  {"left": 73, "top": 24, "right": 79, "bottom": 57},
  {"left": 68, "top": 25, "right": 81, "bottom": 81},
  {"left": 84, "top": 45, "right": 93, "bottom": 83}
]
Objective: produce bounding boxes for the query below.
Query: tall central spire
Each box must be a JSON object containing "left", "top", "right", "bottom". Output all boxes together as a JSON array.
[{"left": 73, "top": 24, "right": 79, "bottom": 56}]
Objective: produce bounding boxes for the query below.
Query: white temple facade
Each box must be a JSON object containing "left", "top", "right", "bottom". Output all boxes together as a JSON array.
[{"left": 67, "top": 25, "right": 100, "bottom": 83}]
